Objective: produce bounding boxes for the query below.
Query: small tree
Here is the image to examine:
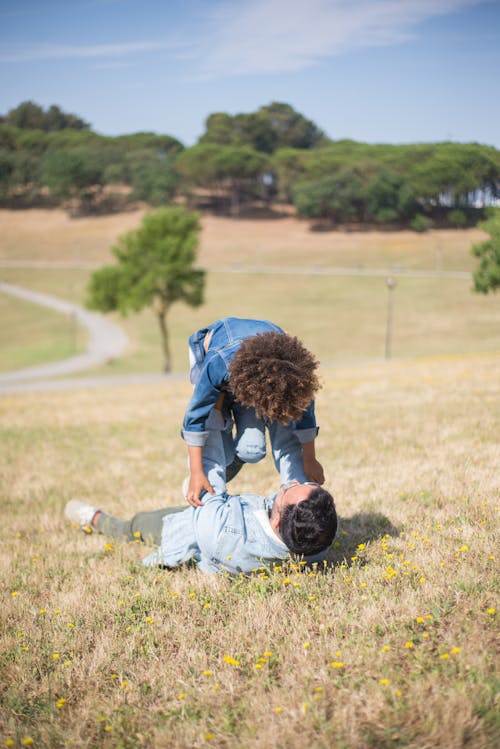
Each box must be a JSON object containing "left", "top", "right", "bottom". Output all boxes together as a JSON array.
[
  {"left": 472, "top": 210, "right": 500, "bottom": 293},
  {"left": 86, "top": 207, "right": 205, "bottom": 371}
]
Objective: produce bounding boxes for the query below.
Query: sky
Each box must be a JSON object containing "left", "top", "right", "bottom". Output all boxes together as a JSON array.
[{"left": 0, "top": 0, "right": 499, "bottom": 148}]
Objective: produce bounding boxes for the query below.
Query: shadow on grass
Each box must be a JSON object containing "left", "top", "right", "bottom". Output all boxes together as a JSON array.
[{"left": 325, "top": 512, "right": 400, "bottom": 568}]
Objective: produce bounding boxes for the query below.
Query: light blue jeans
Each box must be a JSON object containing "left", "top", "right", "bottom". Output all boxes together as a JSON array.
[{"left": 205, "top": 403, "right": 307, "bottom": 493}]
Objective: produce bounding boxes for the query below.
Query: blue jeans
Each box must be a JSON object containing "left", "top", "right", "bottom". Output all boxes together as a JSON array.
[{"left": 204, "top": 403, "right": 307, "bottom": 494}]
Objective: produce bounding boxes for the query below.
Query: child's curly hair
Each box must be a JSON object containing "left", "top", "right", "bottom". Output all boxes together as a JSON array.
[{"left": 228, "top": 331, "right": 320, "bottom": 423}]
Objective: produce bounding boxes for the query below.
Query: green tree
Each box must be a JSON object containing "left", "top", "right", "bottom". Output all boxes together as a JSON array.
[
  {"left": 293, "top": 169, "right": 365, "bottom": 224},
  {"left": 86, "top": 207, "right": 205, "bottom": 371},
  {"left": 127, "top": 150, "right": 178, "bottom": 205},
  {"left": 0, "top": 148, "right": 15, "bottom": 199},
  {"left": 42, "top": 146, "right": 104, "bottom": 210},
  {"left": 471, "top": 210, "right": 500, "bottom": 293},
  {"left": 199, "top": 102, "right": 325, "bottom": 153},
  {"left": 259, "top": 102, "right": 325, "bottom": 150},
  {"left": 365, "top": 170, "right": 412, "bottom": 223},
  {"left": 213, "top": 145, "right": 269, "bottom": 215},
  {"left": 177, "top": 144, "right": 269, "bottom": 215},
  {"left": 4, "top": 100, "right": 89, "bottom": 131}
]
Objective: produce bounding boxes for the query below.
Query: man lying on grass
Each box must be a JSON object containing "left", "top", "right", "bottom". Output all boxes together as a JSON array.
[{"left": 65, "top": 417, "right": 337, "bottom": 575}]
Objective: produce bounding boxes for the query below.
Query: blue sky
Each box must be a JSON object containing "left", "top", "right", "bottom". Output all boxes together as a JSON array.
[{"left": 1, "top": 0, "right": 499, "bottom": 148}]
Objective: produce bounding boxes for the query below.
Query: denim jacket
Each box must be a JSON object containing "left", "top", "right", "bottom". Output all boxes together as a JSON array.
[
  {"left": 182, "top": 317, "right": 317, "bottom": 446},
  {"left": 142, "top": 491, "right": 329, "bottom": 575}
]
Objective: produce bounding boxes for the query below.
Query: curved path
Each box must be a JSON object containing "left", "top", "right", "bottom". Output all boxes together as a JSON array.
[{"left": 0, "top": 282, "right": 129, "bottom": 388}]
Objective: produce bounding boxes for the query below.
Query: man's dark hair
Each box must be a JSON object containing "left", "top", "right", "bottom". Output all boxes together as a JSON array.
[
  {"left": 280, "top": 488, "right": 337, "bottom": 556},
  {"left": 228, "top": 331, "right": 320, "bottom": 424}
]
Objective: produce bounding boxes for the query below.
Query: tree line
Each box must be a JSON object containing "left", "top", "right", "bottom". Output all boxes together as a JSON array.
[{"left": 1, "top": 100, "right": 499, "bottom": 230}]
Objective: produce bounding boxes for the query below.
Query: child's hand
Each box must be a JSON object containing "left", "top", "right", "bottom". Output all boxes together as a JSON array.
[
  {"left": 303, "top": 457, "right": 325, "bottom": 485},
  {"left": 186, "top": 471, "right": 215, "bottom": 507}
]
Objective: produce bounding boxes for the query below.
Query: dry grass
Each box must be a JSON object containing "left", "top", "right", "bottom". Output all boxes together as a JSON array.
[
  {"left": 0, "top": 207, "right": 487, "bottom": 271},
  {"left": 1, "top": 354, "right": 498, "bottom": 748},
  {"left": 1, "top": 208, "right": 497, "bottom": 375},
  {"left": 1, "top": 266, "right": 499, "bottom": 375}
]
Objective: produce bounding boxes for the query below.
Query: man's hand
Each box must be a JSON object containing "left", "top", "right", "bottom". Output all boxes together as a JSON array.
[
  {"left": 303, "top": 456, "right": 325, "bottom": 485},
  {"left": 186, "top": 470, "right": 215, "bottom": 507}
]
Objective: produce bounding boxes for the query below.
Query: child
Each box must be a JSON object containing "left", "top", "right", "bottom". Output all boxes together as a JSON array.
[{"left": 182, "top": 317, "right": 324, "bottom": 506}]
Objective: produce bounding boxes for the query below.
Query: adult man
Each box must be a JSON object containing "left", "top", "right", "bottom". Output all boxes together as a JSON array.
[
  {"left": 65, "top": 419, "right": 337, "bottom": 575},
  {"left": 65, "top": 480, "right": 337, "bottom": 575}
]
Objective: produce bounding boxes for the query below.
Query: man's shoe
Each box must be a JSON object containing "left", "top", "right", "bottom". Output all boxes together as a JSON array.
[{"left": 65, "top": 500, "right": 99, "bottom": 532}]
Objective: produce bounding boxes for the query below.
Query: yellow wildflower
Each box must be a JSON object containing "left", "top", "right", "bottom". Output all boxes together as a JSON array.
[
  {"left": 440, "top": 653, "right": 450, "bottom": 660},
  {"left": 223, "top": 655, "right": 240, "bottom": 666},
  {"left": 404, "top": 642, "right": 414, "bottom": 649},
  {"left": 379, "top": 678, "right": 390, "bottom": 686},
  {"left": 331, "top": 661, "right": 344, "bottom": 668}
]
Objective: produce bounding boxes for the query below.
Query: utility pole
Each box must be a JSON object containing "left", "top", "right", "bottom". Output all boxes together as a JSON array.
[{"left": 385, "top": 277, "right": 396, "bottom": 359}]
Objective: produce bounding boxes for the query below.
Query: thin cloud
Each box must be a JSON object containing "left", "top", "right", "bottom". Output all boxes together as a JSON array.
[
  {"left": 199, "top": 0, "right": 484, "bottom": 76},
  {"left": 0, "top": 39, "right": 175, "bottom": 63}
]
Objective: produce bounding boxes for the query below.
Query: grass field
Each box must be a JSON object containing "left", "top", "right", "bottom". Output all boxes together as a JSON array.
[
  {"left": 0, "top": 208, "right": 488, "bottom": 271},
  {"left": 0, "top": 290, "right": 86, "bottom": 371},
  {"left": 0, "top": 208, "right": 497, "bottom": 375},
  {"left": 1, "top": 354, "right": 498, "bottom": 748},
  {"left": 0, "top": 208, "right": 498, "bottom": 747}
]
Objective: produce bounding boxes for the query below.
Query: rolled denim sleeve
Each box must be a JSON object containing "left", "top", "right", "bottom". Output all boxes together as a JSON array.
[
  {"left": 293, "top": 400, "right": 318, "bottom": 444},
  {"left": 181, "top": 354, "right": 227, "bottom": 446}
]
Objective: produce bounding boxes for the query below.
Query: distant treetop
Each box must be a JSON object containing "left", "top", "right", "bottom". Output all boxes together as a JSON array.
[
  {"left": 1, "top": 100, "right": 90, "bottom": 132},
  {"left": 198, "top": 101, "right": 326, "bottom": 153}
]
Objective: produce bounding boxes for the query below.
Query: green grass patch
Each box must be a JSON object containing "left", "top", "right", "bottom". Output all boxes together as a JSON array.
[
  {"left": 1, "top": 267, "right": 498, "bottom": 375},
  {"left": 0, "top": 291, "right": 86, "bottom": 372}
]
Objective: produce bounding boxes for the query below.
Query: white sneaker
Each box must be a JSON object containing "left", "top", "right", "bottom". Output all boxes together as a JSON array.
[{"left": 65, "top": 500, "right": 99, "bottom": 532}]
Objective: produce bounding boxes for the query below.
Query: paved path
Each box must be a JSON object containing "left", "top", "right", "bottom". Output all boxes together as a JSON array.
[{"left": 0, "top": 282, "right": 129, "bottom": 390}]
